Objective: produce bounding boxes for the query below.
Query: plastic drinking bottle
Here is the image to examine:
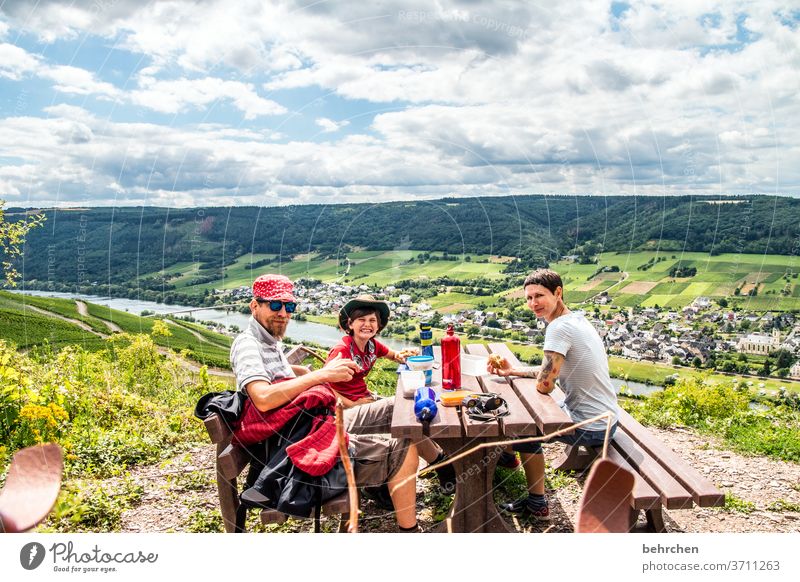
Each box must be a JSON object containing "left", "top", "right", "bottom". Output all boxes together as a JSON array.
[
  {"left": 419, "top": 321, "right": 434, "bottom": 358},
  {"left": 441, "top": 324, "right": 461, "bottom": 390},
  {"left": 414, "top": 386, "right": 438, "bottom": 422}
]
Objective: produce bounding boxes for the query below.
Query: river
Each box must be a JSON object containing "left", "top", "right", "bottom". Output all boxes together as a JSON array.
[{"left": 16, "top": 290, "right": 663, "bottom": 396}]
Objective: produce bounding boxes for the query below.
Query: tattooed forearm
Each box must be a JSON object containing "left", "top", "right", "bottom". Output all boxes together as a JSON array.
[
  {"left": 536, "top": 351, "right": 563, "bottom": 394},
  {"left": 514, "top": 366, "right": 540, "bottom": 378}
]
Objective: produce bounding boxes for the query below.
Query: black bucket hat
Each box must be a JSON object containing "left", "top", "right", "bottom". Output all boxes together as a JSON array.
[{"left": 338, "top": 294, "right": 391, "bottom": 333}]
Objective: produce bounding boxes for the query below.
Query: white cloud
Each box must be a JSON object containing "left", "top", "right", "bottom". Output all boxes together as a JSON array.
[
  {"left": 0, "top": 1, "right": 798, "bottom": 205},
  {"left": 315, "top": 117, "right": 349, "bottom": 133},
  {"left": 130, "top": 76, "right": 286, "bottom": 118},
  {"left": 40, "top": 65, "right": 122, "bottom": 99},
  {"left": 0, "top": 42, "right": 40, "bottom": 80}
]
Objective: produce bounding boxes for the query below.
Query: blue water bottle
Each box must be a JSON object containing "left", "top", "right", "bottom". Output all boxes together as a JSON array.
[
  {"left": 414, "top": 386, "right": 438, "bottom": 422},
  {"left": 419, "top": 321, "right": 433, "bottom": 358}
]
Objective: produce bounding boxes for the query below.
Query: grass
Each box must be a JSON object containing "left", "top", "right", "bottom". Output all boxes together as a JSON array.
[
  {"left": 624, "top": 376, "right": 800, "bottom": 463},
  {"left": 0, "top": 306, "right": 107, "bottom": 353},
  {"left": 766, "top": 500, "right": 800, "bottom": 512},
  {"left": 0, "top": 291, "right": 111, "bottom": 334},
  {"left": 84, "top": 302, "right": 232, "bottom": 368},
  {"left": 717, "top": 493, "right": 756, "bottom": 514}
]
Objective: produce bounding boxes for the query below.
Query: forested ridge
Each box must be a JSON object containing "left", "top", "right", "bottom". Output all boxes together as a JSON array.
[{"left": 6, "top": 194, "right": 799, "bottom": 288}]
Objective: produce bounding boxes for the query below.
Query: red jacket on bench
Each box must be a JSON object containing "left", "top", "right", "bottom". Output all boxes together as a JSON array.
[{"left": 233, "top": 383, "right": 348, "bottom": 477}]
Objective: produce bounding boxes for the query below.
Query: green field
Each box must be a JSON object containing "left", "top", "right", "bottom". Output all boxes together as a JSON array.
[
  {"left": 0, "top": 291, "right": 233, "bottom": 366},
  {"left": 553, "top": 251, "right": 800, "bottom": 311},
  {"left": 0, "top": 292, "right": 107, "bottom": 352},
  {"left": 2, "top": 292, "right": 111, "bottom": 334},
  {"left": 150, "top": 250, "right": 513, "bottom": 293}
]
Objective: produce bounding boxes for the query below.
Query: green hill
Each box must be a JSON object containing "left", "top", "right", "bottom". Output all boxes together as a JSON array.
[{"left": 9, "top": 195, "right": 798, "bottom": 296}]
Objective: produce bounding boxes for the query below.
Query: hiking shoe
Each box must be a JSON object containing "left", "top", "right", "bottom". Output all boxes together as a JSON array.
[
  {"left": 500, "top": 496, "right": 551, "bottom": 521},
  {"left": 362, "top": 484, "right": 394, "bottom": 511},
  {"left": 497, "top": 451, "right": 520, "bottom": 469}
]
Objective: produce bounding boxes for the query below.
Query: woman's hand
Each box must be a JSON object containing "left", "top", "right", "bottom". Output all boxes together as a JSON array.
[{"left": 487, "top": 355, "right": 514, "bottom": 376}]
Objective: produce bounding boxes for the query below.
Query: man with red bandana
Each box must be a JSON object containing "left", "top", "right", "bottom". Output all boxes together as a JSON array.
[{"left": 230, "top": 274, "right": 421, "bottom": 531}]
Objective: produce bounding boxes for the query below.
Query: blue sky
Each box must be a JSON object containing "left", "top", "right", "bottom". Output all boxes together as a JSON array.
[{"left": 0, "top": 0, "right": 798, "bottom": 207}]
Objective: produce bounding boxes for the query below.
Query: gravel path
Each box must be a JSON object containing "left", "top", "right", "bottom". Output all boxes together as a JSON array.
[{"left": 115, "top": 425, "right": 800, "bottom": 533}]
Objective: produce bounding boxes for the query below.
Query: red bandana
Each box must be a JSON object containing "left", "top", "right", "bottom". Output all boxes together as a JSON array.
[{"left": 253, "top": 274, "right": 295, "bottom": 302}]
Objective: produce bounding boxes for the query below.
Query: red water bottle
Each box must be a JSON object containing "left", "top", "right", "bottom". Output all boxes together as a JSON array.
[{"left": 441, "top": 324, "right": 461, "bottom": 390}]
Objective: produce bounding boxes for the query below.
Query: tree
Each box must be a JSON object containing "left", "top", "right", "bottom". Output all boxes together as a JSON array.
[
  {"left": 760, "top": 358, "right": 771, "bottom": 377},
  {"left": 774, "top": 348, "right": 795, "bottom": 370},
  {"left": 0, "top": 202, "right": 46, "bottom": 286},
  {"left": 692, "top": 356, "right": 702, "bottom": 368}
]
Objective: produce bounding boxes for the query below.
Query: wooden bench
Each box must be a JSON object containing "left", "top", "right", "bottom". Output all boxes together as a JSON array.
[
  {"left": 202, "top": 344, "right": 351, "bottom": 533},
  {"left": 484, "top": 343, "right": 725, "bottom": 532}
]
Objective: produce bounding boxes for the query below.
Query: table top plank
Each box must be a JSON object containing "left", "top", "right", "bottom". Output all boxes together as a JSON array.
[
  {"left": 391, "top": 350, "right": 462, "bottom": 439},
  {"left": 458, "top": 372, "right": 500, "bottom": 437},
  {"left": 464, "top": 344, "right": 538, "bottom": 437},
  {"left": 486, "top": 343, "right": 574, "bottom": 435}
]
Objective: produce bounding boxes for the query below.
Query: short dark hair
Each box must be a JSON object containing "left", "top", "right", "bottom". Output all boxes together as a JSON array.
[
  {"left": 523, "top": 268, "right": 563, "bottom": 295},
  {"left": 345, "top": 307, "right": 382, "bottom": 334}
]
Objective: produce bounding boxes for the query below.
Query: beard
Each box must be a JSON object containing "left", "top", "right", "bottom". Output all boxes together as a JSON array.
[{"left": 266, "top": 318, "right": 289, "bottom": 339}]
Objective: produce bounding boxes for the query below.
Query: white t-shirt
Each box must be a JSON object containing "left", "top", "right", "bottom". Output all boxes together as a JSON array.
[{"left": 543, "top": 311, "right": 618, "bottom": 431}]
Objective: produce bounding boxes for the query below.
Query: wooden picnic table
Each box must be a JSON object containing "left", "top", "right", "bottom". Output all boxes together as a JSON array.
[{"left": 390, "top": 343, "right": 572, "bottom": 533}]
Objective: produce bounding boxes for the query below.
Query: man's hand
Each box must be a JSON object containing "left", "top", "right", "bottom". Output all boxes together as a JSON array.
[{"left": 318, "top": 353, "right": 360, "bottom": 383}]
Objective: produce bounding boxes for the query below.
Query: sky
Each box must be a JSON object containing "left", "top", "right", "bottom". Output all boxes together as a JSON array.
[{"left": 0, "top": 0, "right": 798, "bottom": 208}]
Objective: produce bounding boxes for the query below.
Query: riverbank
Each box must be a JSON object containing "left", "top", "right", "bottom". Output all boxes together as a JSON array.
[{"left": 12, "top": 290, "right": 800, "bottom": 396}]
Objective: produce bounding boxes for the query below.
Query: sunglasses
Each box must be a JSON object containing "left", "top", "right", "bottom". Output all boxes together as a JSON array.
[{"left": 257, "top": 299, "right": 297, "bottom": 313}]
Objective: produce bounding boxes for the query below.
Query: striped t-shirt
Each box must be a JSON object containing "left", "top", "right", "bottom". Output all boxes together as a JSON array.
[
  {"left": 544, "top": 311, "right": 618, "bottom": 431},
  {"left": 230, "top": 316, "right": 295, "bottom": 393}
]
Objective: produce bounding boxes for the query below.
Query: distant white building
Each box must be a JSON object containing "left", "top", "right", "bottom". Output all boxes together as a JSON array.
[
  {"left": 791, "top": 362, "right": 800, "bottom": 380},
  {"left": 693, "top": 296, "right": 712, "bottom": 309},
  {"left": 737, "top": 329, "right": 781, "bottom": 354}
]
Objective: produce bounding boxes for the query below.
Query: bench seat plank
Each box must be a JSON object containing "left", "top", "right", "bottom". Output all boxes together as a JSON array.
[
  {"left": 612, "top": 429, "right": 693, "bottom": 510},
  {"left": 617, "top": 409, "right": 725, "bottom": 507},
  {"left": 260, "top": 493, "right": 350, "bottom": 525},
  {"left": 606, "top": 447, "right": 661, "bottom": 511},
  {"left": 204, "top": 415, "right": 232, "bottom": 444}
]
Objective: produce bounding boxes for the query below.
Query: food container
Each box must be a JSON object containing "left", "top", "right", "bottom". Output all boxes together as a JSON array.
[
  {"left": 406, "top": 355, "right": 434, "bottom": 385},
  {"left": 439, "top": 389, "right": 474, "bottom": 407},
  {"left": 399, "top": 371, "right": 426, "bottom": 398},
  {"left": 460, "top": 354, "right": 489, "bottom": 376}
]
